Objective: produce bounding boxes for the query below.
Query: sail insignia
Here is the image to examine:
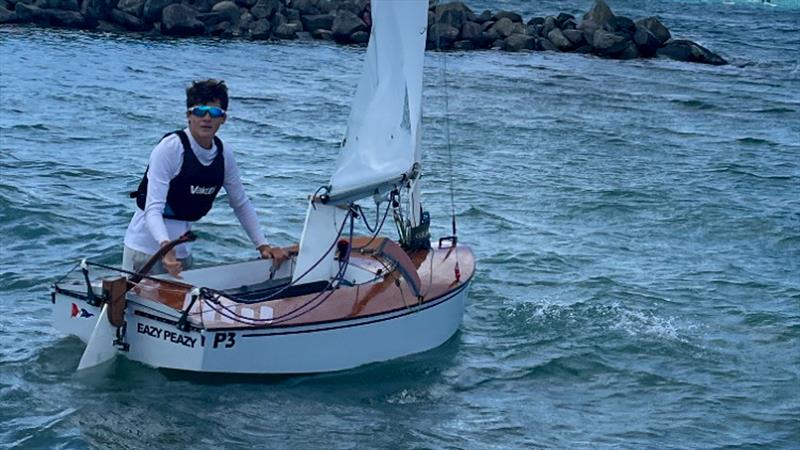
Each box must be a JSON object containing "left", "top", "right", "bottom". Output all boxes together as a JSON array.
[{"left": 401, "top": 85, "right": 411, "bottom": 131}]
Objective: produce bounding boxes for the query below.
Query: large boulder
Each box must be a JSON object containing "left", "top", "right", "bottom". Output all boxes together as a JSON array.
[
  {"left": 460, "top": 20, "right": 481, "bottom": 42},
  {"left": 300, "top": 13, "right": 333, "bottom": 31},
  {"left": 250, "top": 0, "right": 278, "bottom": 19},
  {"left": 292, "top": 0, "right": 319, "bottom": 15},
  {"left": 249, "top": 18, "right": 271, "bottom": 39},
  {"left": 577, "top": 18, "right": 599, "bottom": 46},
  {"left": 116, "top": 0, "right": 144, "bottom": 16},
  {"left": 603, "top": 15, "right": 635, "bottom": 40},
  {"left": 0, "top": 6, "right": 15, "bottom": 23},
  {"left": 81, "top": 0, "right": 111, "bottom": 23},
  {"left": 434, "top": 1, "right": 474, "bottom": 30},
  {"left": 633, "top": 26, "right": 660, "bottom": 56},
  {"left": 493, "top": 10, "right": 521, "bottom": 23},
  {"left": 109, "top": 8, "right": 147, "bottom": 30},
  {"left": 489, "top": 17, "right": 514, "bottom": 38},
  {"left": 142, "top": 0, "right": 175, "bottom": 23},
  {"left": 562, "top": 28, "right": 586, "bottom": 46},
  {"left": 211, "top": 0, "right": 240, "bottom": 26},
  {"left": 582, "top": 0, "right": 614, "bottom": 27},
  {"left": 636, "top": 16, "right": 670, "bottom": 45},
  {"left": 427, "top": 22, "right": 459, "bottom": 49},
  {"left": 161, "top": 3, "right": 204, "bottom": 35},
  {"left": 503, "top": 33, "right": 534, "bottom": 52},
  {"left": 273, "top": 21, "right": 300, "bottom": 39},
  {"left": 656, "top": 39, "right": 727, "bottom": 65},
  {"left": 331, "top": 9, "right": 365, "bottom": 42},
  {"left": 592, "top": 28, "right": 629, "bottom": 56},
  {"left": 547, "top": 28, "right": 573, "bottom": 51}
]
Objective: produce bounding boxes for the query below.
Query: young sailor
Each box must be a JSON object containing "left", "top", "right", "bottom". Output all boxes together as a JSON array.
[{"left": 123, "top": 79, "right": 286, "bottom": 277}]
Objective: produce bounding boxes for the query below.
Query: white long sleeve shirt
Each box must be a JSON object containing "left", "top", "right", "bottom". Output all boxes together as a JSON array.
[{"left": 124, "top": 129, "right": 268, "bottom": 259}]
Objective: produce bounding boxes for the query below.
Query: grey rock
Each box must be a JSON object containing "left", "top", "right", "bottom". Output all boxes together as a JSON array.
[
  {"left": 249, "top": 17, "right": 270, "bottom": 38},
  {"left": 547, "top": 28, "right": 573, "bottom": 51},
  {"left": 527, "top": 16, "right": 544, "bottom": 26},
  {"left": 542, "top": 16, "right": 555, "bottom": 36},
  {"left": 311, "top": 28, "right": 332, "bottom": 39},
  {"left": 574, "top": 44, "right": 593, "bottom": 53},
  {"left": 331, "top": 9, "right": 364, "bottom": 41},
  {"left": 142, "top": 0, "right": 176, "bottom": 23},
  {"left": 592, "top": 28, "right": 628, "bottom": 55},
  {"left": 493, "top": 10, "right": 521, "bottom": 23},
  {"left": 633, "top": 25, "right": 660, "bottom": 56},
  {"left": 292, "top": 0, "right": 318, "bottom": 15},
  {"left": 619, "top": 41, "right": 639, "bottom": 59},
  {"left": 636, "top": 16, "right": 670, "bottom": 45},
  {"left": 183, "top": 0, "right": 216, "bottom": 13},
  {"left": 474, "top": 9, "right": 491, "bottom": 23},
  {"left": 211, "top": 0, "right": 240, "bottom": 26},
  {"left": 273, "top": 21, "right": 299, "bottom": 38},
  {"left": 96, "top": 19, "right": 127, "bottom": 31},
  {"left": 582, "top": 0, "right": 614, "bottom": 27},
  {"left": 301, "top": 13, "right": 332, "bottom": 31},
  {"left": 110, "top": 8, "right": 147, "bottom": 29},
  {"left": 296, "top": 31, "right": 312, "bottom": 40},
  {"left": 656, "top": 39, "right": 727, "bottom": 65},
  {"left": 562, "top": 28, "right": 585, "bottom": 46},
  {"left": 434, "top": 1, "right": 474, "bottom": 30},
  {"left": 555, "top": 12, "right": 574, "bottom": 28},
  {"left": 577, "top": 18, "right": 598, "bottom": 46},
  {"left": 161, "top": 3, "right": 204, "bottom": 35},
  {"left": 81, "top": 0, "right": 111, "bottom": 23},
  {"left": 116, "top": 0, "right": 144, "bottom": 16},
  {"left": 0, "top": 6, "right": 14, "bottom": 23},
  {"left": 561, "top": 18, "right": 576, "bottom": 30},
  {"left": 234, "top": 0, "right": 257, "bottom": 6},
  {"left": 460, "top": 20, "right": 481, "bottom": 42},
  {"left": 539, "top": 37, "right": 558, "bottom": 51},
  {"left": 452, "top": 39, "right": 474, "bottom": 50},
  {"left": 603, "top": 15, "right": 635, "bottom": 38},
  {"left": 428, "top": 22, "right": 458, "bottom": 48},
  {"left": 480, "top": 19, "right": 493, "bottom": 31},
  {"left": 350, "top": 29, "right": 368, "bottom": 44},
  {"left": 250, "top": 0, "right": 278, "bottom": 19},
  {"left": 511, "top": 22, "right": 525, "bottom": 35},
  {"left": 489, "top": 17, "right": 513, "bottom": 38},
  {"left": 283, "top": 7, "right": 299, "bottom": 22},
  {"left": 504, "top": 33, "right": 534, "bottom": 52}
]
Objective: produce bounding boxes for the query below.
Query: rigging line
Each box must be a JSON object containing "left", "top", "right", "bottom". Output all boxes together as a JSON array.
[
  {"left": 441, "top": 49, "right": 457, "bottom": 237},
  {"left": 201, "top": 211, "right": 351, "bottom": 305}
]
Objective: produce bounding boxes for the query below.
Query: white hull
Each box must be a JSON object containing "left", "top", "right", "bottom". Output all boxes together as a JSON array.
[{"left": 52, "top": 257, "right": 472, "bottom": 374}]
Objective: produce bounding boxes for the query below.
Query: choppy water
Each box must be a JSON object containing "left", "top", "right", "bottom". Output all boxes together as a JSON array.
[{"left": 1, "top": 0, "right": 799, "bottom": 448}]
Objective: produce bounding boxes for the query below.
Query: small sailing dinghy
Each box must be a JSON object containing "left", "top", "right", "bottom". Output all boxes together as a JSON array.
[{"left": 51, "top": 0, "right": 475, "bottom": 374}]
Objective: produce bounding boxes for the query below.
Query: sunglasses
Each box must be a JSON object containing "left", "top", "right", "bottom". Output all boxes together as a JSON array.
[{"left": 188, "top": 105, "right": 226, "bottom": 118}]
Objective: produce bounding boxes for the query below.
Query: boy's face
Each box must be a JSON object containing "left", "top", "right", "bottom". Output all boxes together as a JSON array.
[{"left": 187, "top": 99, "right": 226, "bottom": 146}]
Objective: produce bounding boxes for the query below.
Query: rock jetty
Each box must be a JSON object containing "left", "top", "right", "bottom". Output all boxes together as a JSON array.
[{"left": 0, "top": 0, "right": 728, "bottom": 65}]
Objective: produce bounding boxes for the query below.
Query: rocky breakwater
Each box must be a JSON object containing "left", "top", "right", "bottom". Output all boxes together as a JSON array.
[{"left": 0, "top": 0, "right": 727, "bottom": 65}]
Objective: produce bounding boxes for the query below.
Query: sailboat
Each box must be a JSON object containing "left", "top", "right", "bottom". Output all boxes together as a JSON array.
[{"left": 51, "top": 0, "right": 475, "bottom": 374}]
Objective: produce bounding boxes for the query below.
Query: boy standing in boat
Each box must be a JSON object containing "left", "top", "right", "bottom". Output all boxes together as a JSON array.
[{"left": 123, "top": 79, "right": 286, "bottom": 277}]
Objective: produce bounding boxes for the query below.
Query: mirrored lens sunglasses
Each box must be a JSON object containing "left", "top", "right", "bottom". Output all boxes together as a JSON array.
[{"left": 188, "top": 106, "right": 226, "bottom": 118}]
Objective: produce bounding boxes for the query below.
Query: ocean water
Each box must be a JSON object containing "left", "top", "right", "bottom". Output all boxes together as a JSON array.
[{"left": 1, "top": 0, "right": 799, "bottom": 448}]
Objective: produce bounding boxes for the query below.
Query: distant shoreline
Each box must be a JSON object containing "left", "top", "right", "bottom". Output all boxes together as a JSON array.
[{"left": 0, "top": 0, "right": 728, "bottom": 65}]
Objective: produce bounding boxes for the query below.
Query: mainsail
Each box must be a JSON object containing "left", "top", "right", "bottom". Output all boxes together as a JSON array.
[
  {"left": 327, "top": 0, "right": 428, "bottom": 201},
  {"left": 292, "top": 0, "right": 429, "bottom": 285}
]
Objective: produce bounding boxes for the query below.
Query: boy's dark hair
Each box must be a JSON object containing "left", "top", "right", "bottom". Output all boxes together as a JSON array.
[{"left": 186, "top": 79, "right": 229, "bottom": 110}]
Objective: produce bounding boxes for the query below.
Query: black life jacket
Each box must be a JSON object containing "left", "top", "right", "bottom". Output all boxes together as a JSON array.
[{"left": 129, "top": 130, "right": 225, "bottom": 222}]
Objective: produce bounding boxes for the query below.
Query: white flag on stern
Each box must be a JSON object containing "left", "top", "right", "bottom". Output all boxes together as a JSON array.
[{"left": 328, "top": 0, "right": 428, "bottom": 199}]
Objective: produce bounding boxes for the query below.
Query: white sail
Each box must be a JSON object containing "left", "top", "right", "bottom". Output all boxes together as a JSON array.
[
  {"left": 293, "top": 0, "right": 429, "bottom": 284},
  {"left": 328, "top": 0, "right": 428, "bottom": 200}
]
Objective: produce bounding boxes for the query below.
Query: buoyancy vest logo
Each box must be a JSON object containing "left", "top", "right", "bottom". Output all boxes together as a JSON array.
[{"left": 190, "top": 185, "right": 217, "bottom": 195}]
